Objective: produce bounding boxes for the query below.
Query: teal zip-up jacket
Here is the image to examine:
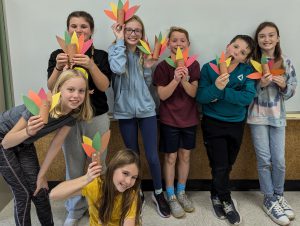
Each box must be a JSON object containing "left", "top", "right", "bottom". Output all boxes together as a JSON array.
[
  {"left": 108, "top": 39, "right": 156, "bottom": 119},
  {"left": 196, "top": 60, "right": 256, "bottom": 122}
]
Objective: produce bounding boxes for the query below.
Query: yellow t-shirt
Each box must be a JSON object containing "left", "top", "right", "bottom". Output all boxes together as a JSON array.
[{"left": 82, "top": 177, "right": 137, "bottom": 226}]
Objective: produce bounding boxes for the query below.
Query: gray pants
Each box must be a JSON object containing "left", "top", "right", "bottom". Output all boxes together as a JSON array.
[{"left": 62, "top": 113, "right": 110, "bottom": 219}]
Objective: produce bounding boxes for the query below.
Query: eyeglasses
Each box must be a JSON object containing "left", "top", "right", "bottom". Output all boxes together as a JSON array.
[{"left": 124, "top": 28, "right": 142, "bottom": 35}]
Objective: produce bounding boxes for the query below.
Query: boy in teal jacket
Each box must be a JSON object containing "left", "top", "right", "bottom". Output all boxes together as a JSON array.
[{"left": 196, "top": 35, "right": 256, "bottom": 225}]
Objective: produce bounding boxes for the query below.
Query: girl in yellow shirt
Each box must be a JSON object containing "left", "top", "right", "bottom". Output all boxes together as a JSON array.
[{"left": 50, "top": 149, "right": 141, "bottom": 226}]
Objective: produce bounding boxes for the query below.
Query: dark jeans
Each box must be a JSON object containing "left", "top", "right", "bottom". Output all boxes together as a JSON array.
[
  {"left": 119, "top": 116, "right": 163, "bottom": 190},
  {"left": 201, "top": 116, "right": 245, "bottom": 202},
  {"left": 0, "top": 142, "right": 53, "bottom": 226}
]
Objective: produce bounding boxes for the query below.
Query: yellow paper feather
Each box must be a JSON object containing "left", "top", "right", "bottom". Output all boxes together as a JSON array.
[
  {"left": 71, "top": 32, "right": 79, "bottom": 50},
  {"left": 50, "top": 92, "right": 61, "bottom": 111},
  {"left": 250, "top": 60, "right": 262, "bottom": 73},
  {"left": 139, "top": 39, "right": 151, "bottom": 54},
  {"left": 226, "top": 57, "right": 232, "bottom": 67},
  {"left": 110, "top": 2, "right": 118, "bottom": 18},
  {"left": 160, "top": 37, "right": 166, "bottom": 44},
  {"left": 176, "top": 47, "right": 183, "bottom": 60},
  {"left": 82, "top": 136, "right": 93, "bottom": 146}
]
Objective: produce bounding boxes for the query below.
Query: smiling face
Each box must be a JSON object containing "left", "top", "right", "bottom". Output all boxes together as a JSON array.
[
  {"left": 257, "top": 26, "right": 279, "bottom": 57},
  {"left": 68, "top": 16, "right": 93, "bottom": 41},
  {"left": 59, "top": 76, "right": 86, "bottom": 114},
  {"left": 113, "top": 163, "right": 139, "bottom": 193},
  {"left": 168, "top": 31, "right": 190, "bottom": 55},
  {"left": 226, "top": 38, "right": 251, "bottom": 63},
  {"left": 124, "top": 19, "right": 143, "bottom": 50}
]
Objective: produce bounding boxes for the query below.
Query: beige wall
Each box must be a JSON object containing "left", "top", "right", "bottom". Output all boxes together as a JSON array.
[{"left": 36, "top": 120, "right": 300, "bottom": 181}]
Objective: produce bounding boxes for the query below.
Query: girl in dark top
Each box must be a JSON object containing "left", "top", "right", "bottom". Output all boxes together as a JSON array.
[
  {"left": 47, "top": 11, "right": 112, "bottom": 225},
  {"left": 0, "top": 69, "right": 93, "bottom": 226}
]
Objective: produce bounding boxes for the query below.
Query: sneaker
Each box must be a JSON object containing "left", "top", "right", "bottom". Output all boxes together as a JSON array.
[
  {"left": 177, "top": 191, "right": 194, "bottom": 212},
  {"left": 63, "top": 218, "right": 79, "bottom": 226},
  {"left": 211, "top": 195, "right": 226, "bottom": 220},
  {"left": 222, "top": 199, "right": 242, "bottom": 225},
  {"left": 276, "top": 195, "right": 295, "bottom": 220},
  {"left": 168, "top": 195, "right": 186, "bottom": 218},
  {"left": 151, "top": 192, "right": 171, "bottom": 218},
  {"left": 263, "top": 196, "right": 290, "bottom": 226}
]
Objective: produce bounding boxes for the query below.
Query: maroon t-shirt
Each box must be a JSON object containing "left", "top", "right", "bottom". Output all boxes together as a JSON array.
[{"left": 153, "top": 59, "right": 200, "bottom": 128}]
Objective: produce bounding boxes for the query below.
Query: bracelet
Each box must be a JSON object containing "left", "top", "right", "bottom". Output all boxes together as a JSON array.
[
  {"left": 25, "top": 126, "right": 32, "bottom": 137},
  {"left": 55, "top": 66, "right": 63, "bottom": 71}
]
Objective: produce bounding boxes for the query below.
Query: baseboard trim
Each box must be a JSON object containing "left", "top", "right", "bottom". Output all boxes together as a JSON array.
[{"left": 49, "top": 179, "right": 300, "bottom": 191}]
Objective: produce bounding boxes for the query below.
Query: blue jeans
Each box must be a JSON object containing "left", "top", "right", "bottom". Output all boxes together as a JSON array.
[
  {"left": 249, "top": 124, "right": 285, "bottom": 197},
  {"left": 119, "top": 116, "right": 163, "bottom": 190}
]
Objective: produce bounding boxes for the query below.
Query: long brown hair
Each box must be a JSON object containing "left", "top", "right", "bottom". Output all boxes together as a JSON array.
[
  {"left": 254, "top": 21, "right": 282, "bottom": 62},
  {"left": 98, "top": 149, "right": 141, "bottom": 226}
]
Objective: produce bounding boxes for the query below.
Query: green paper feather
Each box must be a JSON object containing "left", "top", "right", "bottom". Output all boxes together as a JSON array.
[
  {"left": 165, "top": 57, "right": 176, "bottom": 68},
  {"left": 158, "top": 32, "right": 162, "bottom": 42},
  {"left": 137, "top": 45, "right": 150, "bottom": 55},
  {"left": 23, "top": 96, "right": 39, "bottom": 115},
  {"left": 92, "top": 132, "right": 101, "bottom": 152},
  {"left": 216, "top": 55, "right": 220, "bottom": 65},
  {"left": 64, "top": 31, "right": 71, "bottom": 44},
  {"left": 261, "top": 55, "right": 268, "bottom": 64},
  {"left": 117, "top": 0, "right": 123, "bottom": 9}
]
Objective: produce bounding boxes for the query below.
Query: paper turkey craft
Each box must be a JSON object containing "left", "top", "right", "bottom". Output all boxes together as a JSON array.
[
  {"left": 137, "top": 32, "right": 167, "bottom": 60},
  {"left": 209, "top": 52, "right": 232, "bottom": 75},
  {"left": 56, "top": 31, "right": 93, "bottom": 61},
  {"left": 247, "top": 55, "right": 285, "bottom": 79},
  {"left": 81, "top": 130, "right": 111, "bottom": 164},
  {"left": 165, "top": 47, "right": 198, "bottom": 68},
  {"left": 22, "top": 88, "right": 61, "bottom": 124},
  {"left": 104, "top": 0, "right": 140, "bottom": 26}
]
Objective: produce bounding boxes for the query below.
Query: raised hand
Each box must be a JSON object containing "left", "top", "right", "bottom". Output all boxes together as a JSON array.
[
  {"left": 86, "top": 161, "right": 102, "bottom": 183},
  {"left": 111, "top": 23, "right": 125, "bottom": 40},
  {"left": 215, "top": 73, "right": 230, "bottom": 90},
  {"left": 72, "top": 54, "right": 94, "bottom": 71},
  {"left": 26, "top": 115, "right": 44, "bottom": 137},
  {"left": 55, "top": 52, "right": 68, "bottom": 71}
]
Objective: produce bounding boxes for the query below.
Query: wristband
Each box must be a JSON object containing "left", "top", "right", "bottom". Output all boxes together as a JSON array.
[{"left": 55, "top": 66, "right": 63, "bottom": 71}]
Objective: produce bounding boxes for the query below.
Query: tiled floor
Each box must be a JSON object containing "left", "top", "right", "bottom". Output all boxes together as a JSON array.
[{"left": 0, "top": 191, "right": 299, "bottom": 226}]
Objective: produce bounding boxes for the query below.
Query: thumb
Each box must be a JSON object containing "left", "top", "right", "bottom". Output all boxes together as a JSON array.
[{"left": 33, "top": 186, "right": 40, "bottom": 196}]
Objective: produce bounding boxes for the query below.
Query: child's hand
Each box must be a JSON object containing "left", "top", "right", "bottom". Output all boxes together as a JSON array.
[
  {"left": 26, "top": 115, "right": 44, "bottom": 137},
  {"left": 179, "top": 67, "right": 189, "bottom": 82},
  {"left": 55, "top": 52, "right": 68, "bottom": 71},
  {"left": 260, "top": 73, "right": 273, "bottom": 88},
  {"left": 72, "top": 54, "right": 94, "bottom": 71},
  {"left": 143, "top": 58, "right": 156, "bottom": 68},
  {"left": 34, "top": 174, "right": 49, "bottom": 196},
  {"left": 111, "top": 23, "right": 124, "bottom": 40},
  {"left": 174, "top": 67, "right": 184, "bottom": 82},
  {"left": 272, "top": 75, "right": 286, "bottom": 90},
  {"left": 215, "top": 73, "right": 230, "bottom": 90},
  {"left": 86, "top": 162, "right": 102, "bottom": 183}
]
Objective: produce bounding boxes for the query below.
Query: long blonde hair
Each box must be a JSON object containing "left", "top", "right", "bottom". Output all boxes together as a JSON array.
[
  {"left": 50, "top": 69, "right": 93, "bottom": 120},
  {"left": 98, "top": 149, "right": 142, "bottom": 226},
  {"left": 125, "top": 15, "right": 146, "bottom": 71}
]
